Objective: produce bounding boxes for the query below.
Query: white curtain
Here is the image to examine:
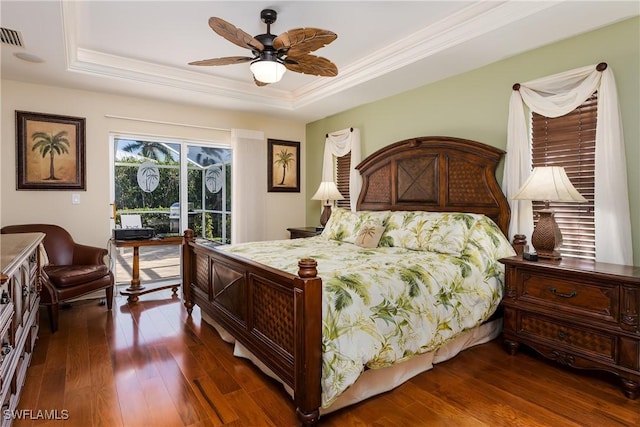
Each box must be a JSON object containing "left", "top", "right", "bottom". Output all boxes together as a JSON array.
[
  {"left": 503, "top": 64, "right": 632, "bottom": 265},
  {"left": 322, "top": 127, "right": 362, "bottom": 211},
  {"left": 231, "top": 129, "right": 266, "bottom": 244}
]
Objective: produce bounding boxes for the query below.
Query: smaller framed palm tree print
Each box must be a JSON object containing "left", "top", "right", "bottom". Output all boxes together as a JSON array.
[
  {"left": 268, "top": 139, "right": 300, "bottom": 192},
  {"left": 16, "top": 111, "right": 86, "bottom": 190}
]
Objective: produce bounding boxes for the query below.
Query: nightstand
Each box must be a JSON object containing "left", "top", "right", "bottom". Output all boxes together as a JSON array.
[
  {"left": 287, "top": 227, "right": 322, "bottom": 239},
  {"left": 500, "top": 256, "right": 640, "bottom": 399}
]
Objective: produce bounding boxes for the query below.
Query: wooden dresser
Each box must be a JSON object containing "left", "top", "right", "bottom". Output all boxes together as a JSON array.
[
  {"left": 500, "top": 256, "right": 640, "bottom": 399},
  {"left": 0, "top": 233, "right": 44, "bottom": 424}
]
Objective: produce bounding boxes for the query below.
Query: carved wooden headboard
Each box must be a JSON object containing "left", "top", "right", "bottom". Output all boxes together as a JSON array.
[{"left": 356, "top": 136, "right": 510, "bottom": 235}]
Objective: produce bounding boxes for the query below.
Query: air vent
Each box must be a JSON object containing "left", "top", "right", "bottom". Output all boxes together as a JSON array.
[{"left": 1, "top": 27, "right": 24, "bottom": 47}]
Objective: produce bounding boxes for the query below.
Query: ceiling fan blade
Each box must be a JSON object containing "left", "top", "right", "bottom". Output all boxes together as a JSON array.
[
  {"left": 285, "top": 54, "right": 338, "bottom": 77},
  {"left": 273, "top": 28, "right": 337, "bottom": 55},
  {"left": 189, "top": 56, "right": 254, "bottom": 66},
  {"left": 208, "top": 17, "right": 264, "bottom": 51}
]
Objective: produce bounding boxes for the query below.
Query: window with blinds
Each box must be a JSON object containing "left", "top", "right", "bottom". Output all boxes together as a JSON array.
[
  {"left": 531, "top": 92, "right": 597, "bottom": 260},
  {"left": 335, "top": 152, "right": 351, "bottom": 209}
]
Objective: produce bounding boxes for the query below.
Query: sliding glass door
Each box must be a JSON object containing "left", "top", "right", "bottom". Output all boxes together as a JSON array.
[
  {"left": 110, "top": 134, "right": 231, "bottom": 286},
  {"left": 186, "top": 145, "right": 232, "bottom": 244}
]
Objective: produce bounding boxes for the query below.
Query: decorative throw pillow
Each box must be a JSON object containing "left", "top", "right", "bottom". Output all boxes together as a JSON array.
[
  {"left": 354, "top": 225, "right": 385, "bottom": 248},
  {"left": 322, "top": 208, "right": 390, "bottom": 243}
]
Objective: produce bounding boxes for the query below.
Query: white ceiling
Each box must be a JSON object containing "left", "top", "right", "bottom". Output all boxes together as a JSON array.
[{"left": 2, "top": 1, "right": 638, "bottom": 122}]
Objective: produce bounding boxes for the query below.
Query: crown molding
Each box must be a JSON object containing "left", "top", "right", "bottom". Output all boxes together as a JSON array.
[
  {"left": 60, "top": 1, "right": 295, "bottom": 112},
  {"left": 292, "top": 1, "right": 560, "bottom": 109},
  {"left": 61, "top": 1, "right": 561, "bottom": 114}
]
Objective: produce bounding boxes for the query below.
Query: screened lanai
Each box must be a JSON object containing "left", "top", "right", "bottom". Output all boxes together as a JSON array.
[{"left": 112, "top": 137, "right": 231, "bottom": 286}]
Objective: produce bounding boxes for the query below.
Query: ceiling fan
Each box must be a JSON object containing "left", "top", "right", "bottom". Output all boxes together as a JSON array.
[{"left": 189, "top": 9, "right": 338, "bottom": 86}]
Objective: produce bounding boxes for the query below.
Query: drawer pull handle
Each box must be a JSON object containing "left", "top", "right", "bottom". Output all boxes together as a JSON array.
[
  {"left": 558, "top": 331, "right": 568, "bottom": 340},
  {"left": 549, "top": 288, "right": 577, "bottom": 299}
]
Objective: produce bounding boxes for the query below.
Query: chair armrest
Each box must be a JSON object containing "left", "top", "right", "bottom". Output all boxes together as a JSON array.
[{"left": 72, "top": 243, "right": 108, "bottom": 265}]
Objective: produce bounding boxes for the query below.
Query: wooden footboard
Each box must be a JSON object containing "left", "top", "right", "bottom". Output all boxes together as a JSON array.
[
  {"left": 181, "top": 136, "right": 514, "bottom": 425},
  {"left": 182, "top": 230, "right": 323, "bottom": 426}
]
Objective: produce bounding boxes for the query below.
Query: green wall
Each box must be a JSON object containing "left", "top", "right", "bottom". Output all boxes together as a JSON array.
[{"left": 306, "top": 17, "right": 639, "bottom": 266}]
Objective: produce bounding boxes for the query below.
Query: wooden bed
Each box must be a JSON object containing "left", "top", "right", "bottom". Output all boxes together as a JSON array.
[{"left": 181, "top": 136, "right": 511, "bottom": 426}]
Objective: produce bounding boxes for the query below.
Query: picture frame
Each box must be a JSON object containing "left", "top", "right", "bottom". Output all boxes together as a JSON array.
[
  {"left": 268, "top": 139, "right": 300, "bottom": 192},
  {"left": 16, "top": 111, "right": 86, "bottom": 190}
]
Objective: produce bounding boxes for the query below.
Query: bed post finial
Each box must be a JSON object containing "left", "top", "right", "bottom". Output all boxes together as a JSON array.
[
  {"left": 298, "top": 258, "right": 318, "bottom": 278},
  {"left": 512, "top": 234, "right": 527, "bottom": 256},
  {"left": 183, "top": 228, "right": 195, "bottom": 242},
  {"left": 182, "top": 229, "right": 195, "bottom": 314}
]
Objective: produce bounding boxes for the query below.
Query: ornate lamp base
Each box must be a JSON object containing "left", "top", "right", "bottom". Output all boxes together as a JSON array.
[
  {"left": 531, "top": 209, "right": 563, "bottom": 260},
  {"left": 319, "top": 204, "right": 332, "bottom": 227}
]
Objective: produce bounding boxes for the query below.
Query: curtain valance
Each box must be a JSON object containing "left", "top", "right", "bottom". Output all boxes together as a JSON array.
[
  {"left": 322, "top": 127, "right": 362, "bottom": 211},
  {"left": 503, "top": 63, "right": 632, "bottom": 265}
]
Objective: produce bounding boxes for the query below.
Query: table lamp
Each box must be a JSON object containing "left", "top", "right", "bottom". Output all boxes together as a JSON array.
[
  {"left": 311, "top": 181, "right": 344, "bottom": 227},
  {"left": 512, "top": 166, "right": 587, "bottom": 260}
]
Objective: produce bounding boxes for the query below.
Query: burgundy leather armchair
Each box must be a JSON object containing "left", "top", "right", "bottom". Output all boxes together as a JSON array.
[{"left": 1, "top": 224, "right": 114, "bottom": 332}]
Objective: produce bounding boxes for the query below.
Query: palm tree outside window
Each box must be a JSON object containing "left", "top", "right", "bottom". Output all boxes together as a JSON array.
[{"left": 111, "top": 135, "right": 232, "bottom": 286}]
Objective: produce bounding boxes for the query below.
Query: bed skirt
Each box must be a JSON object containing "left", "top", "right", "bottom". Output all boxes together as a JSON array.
[{"left": 200, "top": 312, "right": 501, "bottom": 415}]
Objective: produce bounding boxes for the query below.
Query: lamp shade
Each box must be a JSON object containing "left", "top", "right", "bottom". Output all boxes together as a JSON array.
[
  {"left": 311, "top": 181, "right": 344, "bottom": 203},
  {"left": 512, "top": 166, "right": 587, "bottom": 203},
  {"left": 312, "top": 181, "right": 344, "bottom": 227},
  {"left": 512, "top": 166, "right": 586, "bottom": 260},
  {"left": 250, "top": 59, "right": 286, "bottom": 83}
]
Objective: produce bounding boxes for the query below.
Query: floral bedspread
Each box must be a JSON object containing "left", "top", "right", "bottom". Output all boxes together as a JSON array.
[{"left": 220, "top": 214, "right": 515, "bottom": 407}]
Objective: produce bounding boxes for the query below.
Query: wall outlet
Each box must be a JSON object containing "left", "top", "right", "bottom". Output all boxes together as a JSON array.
[{"left": 72, "top": 193, "right": 81, "bottom": 204}]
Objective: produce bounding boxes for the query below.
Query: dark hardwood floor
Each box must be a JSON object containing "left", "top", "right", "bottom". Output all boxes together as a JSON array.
[{"left": 13, "top": 290, "right": 639, "bottom": 426}]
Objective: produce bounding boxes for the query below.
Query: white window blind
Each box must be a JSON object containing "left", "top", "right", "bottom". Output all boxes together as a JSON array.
[
  {"left": 335, "top": 152, "right": 351, "bottom": 209},
  {"left": 531, "top": 93, "right": 596, "bottom": 260}
]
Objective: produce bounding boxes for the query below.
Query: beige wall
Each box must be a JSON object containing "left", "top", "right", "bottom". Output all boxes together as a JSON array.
[
  {"left": 306, "top": 17, "right": 640, "bottom": 266},
  {"left": 1, "top": 80, "right": 307, "bottom": 246}
]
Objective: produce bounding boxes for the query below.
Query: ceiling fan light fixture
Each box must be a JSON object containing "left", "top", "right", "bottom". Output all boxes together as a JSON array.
[
  {"left": 250, "top": 58, "right": 286, "bottom": 83},
  {"left": 190, "top": 10, "right": 337, "bottom": 86}
]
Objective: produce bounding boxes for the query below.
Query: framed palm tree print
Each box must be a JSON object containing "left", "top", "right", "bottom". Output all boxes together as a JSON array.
[
  {"left": 268, "top": 139, "right": 300, "bottom": 192},
  {"left": 16, "top": 111, "right": 86, "bottom": 190}
]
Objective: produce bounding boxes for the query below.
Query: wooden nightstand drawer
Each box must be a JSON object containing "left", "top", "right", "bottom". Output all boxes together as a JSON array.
[
  {"left": 519, "top": 312, "right": 615, "bottom": 363},
  {"left": 287, "top": 227, "right": 321, "bottom": 239},
  {"left": 520, "top": 272, "right": 617, "bottom": 323},
  {"left": 500, "top": 256, "right": 640, "bottom": 399}
]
